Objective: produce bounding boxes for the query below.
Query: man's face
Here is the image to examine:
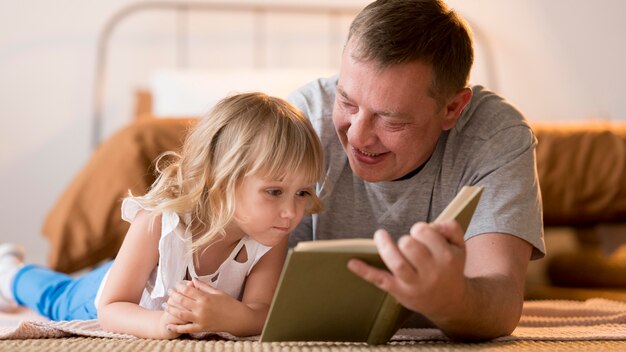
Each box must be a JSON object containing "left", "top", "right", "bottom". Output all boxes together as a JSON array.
[{"left": 333, "top": 44, "right": 452, "bottom": 182}]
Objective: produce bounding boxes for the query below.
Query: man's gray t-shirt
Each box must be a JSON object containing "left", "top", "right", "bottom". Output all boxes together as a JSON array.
[{"left": 288, "top": 76, "right": 545, "bottom": 258}]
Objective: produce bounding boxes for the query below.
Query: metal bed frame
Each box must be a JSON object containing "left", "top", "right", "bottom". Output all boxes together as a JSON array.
[
  {"left": 92, "top": 1, "right": 362, "bottom": 148},
  {"left": 91, "top": 1, "right": 498, "bottom": 149}
]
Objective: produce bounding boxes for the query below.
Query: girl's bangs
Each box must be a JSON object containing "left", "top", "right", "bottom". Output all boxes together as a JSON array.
[
  {"left": 246, "top": 125, "right": 323, "bottom": 184},
  {"left": 249, "top": 143, "right": 322, "bottom": 184}
]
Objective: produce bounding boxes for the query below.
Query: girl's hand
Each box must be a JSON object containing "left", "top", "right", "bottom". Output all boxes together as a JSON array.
[
  {"left": 158, "top": 309, "right": 187, "bottom": 339},
  {"left": 164, "top": 279, "right": 244, "bottom": 334}
]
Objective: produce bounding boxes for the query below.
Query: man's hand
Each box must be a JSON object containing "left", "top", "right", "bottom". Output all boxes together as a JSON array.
[
  {"left": 164, "top": 279, "right": 243, "bottom": 335},
  {"left": 347, "top": 219, "right": 467, "bottom": 320}
]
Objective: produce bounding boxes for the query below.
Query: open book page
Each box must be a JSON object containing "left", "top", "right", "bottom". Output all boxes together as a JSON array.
[{"left": 294, "top": 238, "right": 377, "bottom": 253}]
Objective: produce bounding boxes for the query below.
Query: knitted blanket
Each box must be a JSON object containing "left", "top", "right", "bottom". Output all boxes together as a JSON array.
[{"left": 1, "top": 298, "right": 626, "bottom": 341}]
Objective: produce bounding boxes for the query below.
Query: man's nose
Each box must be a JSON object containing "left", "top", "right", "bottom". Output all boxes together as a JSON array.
[{"left": 347, "top": 111, "right": 376, "bottom": 148}]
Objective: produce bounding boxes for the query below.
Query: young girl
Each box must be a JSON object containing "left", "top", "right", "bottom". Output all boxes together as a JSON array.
[{"left": 0, "top": 92, "right": 324, "bottom": 339}]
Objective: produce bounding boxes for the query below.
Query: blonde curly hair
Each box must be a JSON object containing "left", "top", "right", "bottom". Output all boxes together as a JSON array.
[{"left": 133, "top": 92, "right": 324, "bottom": 251}]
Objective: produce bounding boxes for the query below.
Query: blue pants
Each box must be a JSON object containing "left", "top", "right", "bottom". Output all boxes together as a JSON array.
[{"left": 12, "top": 261, "right": 113, "bottom": 321}]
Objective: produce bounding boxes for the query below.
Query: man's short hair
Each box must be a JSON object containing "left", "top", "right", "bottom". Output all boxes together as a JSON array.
[{"left": 347, "top": 0, "right": 473, "bottom": 104}]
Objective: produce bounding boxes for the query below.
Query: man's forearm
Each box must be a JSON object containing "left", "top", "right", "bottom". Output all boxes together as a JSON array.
[{"left": 430, "top": 274, "right": 524, "bottom": 340}]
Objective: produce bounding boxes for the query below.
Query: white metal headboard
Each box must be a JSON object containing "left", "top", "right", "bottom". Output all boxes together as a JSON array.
[
  {"left": 92, "top": 1, "right": 498, "bottom": 149},
  {"left": 92, "top": 1, "right": 363, "bottom": 149}
]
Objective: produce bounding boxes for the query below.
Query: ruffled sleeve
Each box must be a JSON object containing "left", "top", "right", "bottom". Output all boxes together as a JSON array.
[
  {"left": 120, "top": 197, "right": 191, "bottom": 301},
  {"left": 121, "top": 197, "right": 144, "bottom": 223},
  {"left": 151, "top": 211, "right": 190, "bottom": 299}
]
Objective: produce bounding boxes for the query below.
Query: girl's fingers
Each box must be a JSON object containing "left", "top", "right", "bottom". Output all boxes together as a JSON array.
[
  {"left": 191, "top": 278, "right": 221, "bottom": 294},
  {"left": 165, "top": 302, "right": 195, "bottom": 322},
  {"left": 167, "top": 323, "right": 203, "bottom": 334}
]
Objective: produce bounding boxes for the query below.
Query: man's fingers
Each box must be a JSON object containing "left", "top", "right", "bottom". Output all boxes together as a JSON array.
[
  {"left": 347, "top": 258, "right": 398, "bottom": 293},
  {"left": 374, "top": 229, "right": 417, "bottom": 282},
  {"left": 410, "top": 220, "right": 464, "bottom": 257},
  {"left": 397, "top": 234, "right": 431, "bottom": 273},
  {"left": 433, "top": 219, "right": 465, "bottom": 248}
]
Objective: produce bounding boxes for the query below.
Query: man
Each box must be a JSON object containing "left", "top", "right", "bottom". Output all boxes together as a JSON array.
[
  {"left": 287, "top": 0, "right": 545, "bottom": 340},
  {"left": 43, "top": 0, "right": 544, "bottom": 341}
]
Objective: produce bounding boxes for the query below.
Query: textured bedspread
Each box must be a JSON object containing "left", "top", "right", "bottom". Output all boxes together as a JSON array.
[{"left": 2, "top": 299, "right": 626, "bottom": 342}]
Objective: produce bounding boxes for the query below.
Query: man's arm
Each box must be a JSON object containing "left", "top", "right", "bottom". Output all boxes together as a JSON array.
[
  {"left": 439, "top": 230, "right": 531, "bottom": 339},
  {"left": 347, "top": 220, "right": 532, "bottom": 340}
]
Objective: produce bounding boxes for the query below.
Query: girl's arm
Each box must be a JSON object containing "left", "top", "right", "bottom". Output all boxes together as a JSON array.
[
  {"left": 97, "top": 210, "right": 182, "bottom": 339},
  {"left": 165, "top": 236, "right": 289, "bottom": 336}
]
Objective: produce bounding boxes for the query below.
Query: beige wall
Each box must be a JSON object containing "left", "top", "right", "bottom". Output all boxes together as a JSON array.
[{"left": 1, "top": 0, "right": 624, "bottom": 266}]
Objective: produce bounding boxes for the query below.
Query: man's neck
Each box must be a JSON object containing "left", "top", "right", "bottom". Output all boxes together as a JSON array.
[{"left": 393, "top": 161, "right": 428, "bottom": 181}]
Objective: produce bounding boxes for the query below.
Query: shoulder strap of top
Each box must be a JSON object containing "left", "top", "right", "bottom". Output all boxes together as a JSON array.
[{"left": 242, "top": 237, "right": 272, "bottom": 276}]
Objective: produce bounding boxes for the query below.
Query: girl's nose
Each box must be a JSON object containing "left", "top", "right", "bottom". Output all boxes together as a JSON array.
[{"left": 281, "top": 198, "right": 296, "bottom": 219}]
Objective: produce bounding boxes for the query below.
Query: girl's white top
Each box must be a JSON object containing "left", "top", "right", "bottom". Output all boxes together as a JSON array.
[{"left": 94, "top": 198, "right": 272, "bottom": 311}]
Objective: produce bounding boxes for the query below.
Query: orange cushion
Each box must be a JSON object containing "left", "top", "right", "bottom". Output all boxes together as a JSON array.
[
  {"left": 533, "top": 122, "right": 626, "bottom": 226},
  {"left": 42, "top": 119, "right": 626, "bottom": 273},
  {"left": 41, "top": 118, "right": 195, "bottom": 273}
]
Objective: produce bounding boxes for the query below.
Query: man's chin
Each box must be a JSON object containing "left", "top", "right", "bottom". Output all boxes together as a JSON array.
[{"left": 350, "top": 163, "right": 392, "bottom": 183}]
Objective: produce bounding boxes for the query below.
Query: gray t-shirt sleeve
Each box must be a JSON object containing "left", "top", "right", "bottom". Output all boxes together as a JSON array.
[
  {"left": 465, "top": 126, "right": 544, "bottom": 259},
  {"left": 449, "top": 88, "right": 545, "bottom": 258}
]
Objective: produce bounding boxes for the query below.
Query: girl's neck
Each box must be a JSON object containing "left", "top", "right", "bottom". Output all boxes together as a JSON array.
[
  {"left": 192, "top": 220, "right": 246, "bottom": 248},
  {"left": 221, "top": 220, "right": 247, "bottom": 244},
  {"left": 190, "top": 222, "right": 248, "bottom": 277}
]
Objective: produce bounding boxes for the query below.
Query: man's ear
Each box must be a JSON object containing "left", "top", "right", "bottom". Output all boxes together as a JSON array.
[{"left": 441, "top": 87, "right": 472, "bottom": 131}]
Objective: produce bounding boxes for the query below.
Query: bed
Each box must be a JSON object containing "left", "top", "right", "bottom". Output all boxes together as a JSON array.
[
  {"left": 90, "top": 2, "right": 363, "bottom": 148},
  {"left": 3, "top": 1, "right": 626, "bottom": 350}
]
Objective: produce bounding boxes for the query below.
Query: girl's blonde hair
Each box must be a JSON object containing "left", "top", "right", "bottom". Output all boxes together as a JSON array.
[{"left": 134, "top": 92, "right": 324, "bottom": 251}]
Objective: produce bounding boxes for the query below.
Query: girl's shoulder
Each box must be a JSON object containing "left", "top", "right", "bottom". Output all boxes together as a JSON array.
[{"left": 121, "top": 197, "right": 179, "bottom": 236}]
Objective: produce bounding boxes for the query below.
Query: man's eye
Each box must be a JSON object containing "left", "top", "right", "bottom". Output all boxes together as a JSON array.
[
  {"left": 265, "top": 189, "right": 282, "bottom": 196},
  {"left": 341, "top": 100, "right": 358, "bottom": 112},
  {"left": 382, "top": 119, "right": 407, "bottom": 131}
]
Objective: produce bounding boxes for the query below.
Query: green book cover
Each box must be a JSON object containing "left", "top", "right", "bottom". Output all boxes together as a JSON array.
[{"left": 260, "top": 186, "right": 483, "bottom": 344}]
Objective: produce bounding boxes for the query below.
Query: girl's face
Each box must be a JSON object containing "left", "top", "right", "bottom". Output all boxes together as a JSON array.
[{"left": 231, "top": 171, "right": 315, "bottom": 247}]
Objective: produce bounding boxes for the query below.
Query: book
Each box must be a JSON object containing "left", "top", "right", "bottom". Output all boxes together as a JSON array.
[{"left": 259, "top": 185, "right": 484, "bottom": 344}]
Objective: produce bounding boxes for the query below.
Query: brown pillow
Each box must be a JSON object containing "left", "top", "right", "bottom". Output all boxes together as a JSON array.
[
  {"left": 533, "top": 122, "right": 626, "bottom": 226},
  {"left": 42, "top": 118, "right": 196, "bottom": 273},
  {"left": 43, "top": 119, "right": 626, "bottom": 273}
]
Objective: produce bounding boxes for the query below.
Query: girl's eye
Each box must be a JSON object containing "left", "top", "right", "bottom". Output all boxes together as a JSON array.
[
  {"left": 266, "top": 189, "right": 282, "bottom": 196},
  {"left": 296, "top": 190, "right": 312, "bottom": 197}
]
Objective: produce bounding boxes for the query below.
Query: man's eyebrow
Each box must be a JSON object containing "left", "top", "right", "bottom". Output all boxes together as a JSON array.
[
  {"left": 336, "top": 86, "right": 351, "bottom": 100},
  {"left": 336, "top": 85, "right": 403, "bottom": 118},
  {"left": 378, "top": 109, "right": 403, "bottom": 118}
]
